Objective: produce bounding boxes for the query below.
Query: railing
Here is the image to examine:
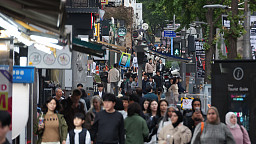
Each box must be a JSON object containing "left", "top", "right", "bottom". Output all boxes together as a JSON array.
[
  {"left": 66, "top": 0, "right": 101, "bottom": 8},
  {"left": 165, "top": 92, "right": 211, "bottom": 114}
]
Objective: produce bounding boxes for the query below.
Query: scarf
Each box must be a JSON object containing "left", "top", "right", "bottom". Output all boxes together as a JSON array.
[
  {"left": 225, "top": 112, "right": 238, "bottom": 128},
  {"left": 172, "top": 111, "right": 183, "bottom": 128}
]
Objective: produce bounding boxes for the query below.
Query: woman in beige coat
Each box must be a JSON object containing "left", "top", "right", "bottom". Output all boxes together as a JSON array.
[
  {"left": 158, "top": 111, "right": 192, "bottom": 144},
  {"left": 168, "top": 77, "right": 179, "bottom": 103}
]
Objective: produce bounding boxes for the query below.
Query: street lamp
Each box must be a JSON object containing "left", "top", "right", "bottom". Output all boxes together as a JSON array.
[{"left": 203, "top": 4, "right": 228, "bottom": 9}]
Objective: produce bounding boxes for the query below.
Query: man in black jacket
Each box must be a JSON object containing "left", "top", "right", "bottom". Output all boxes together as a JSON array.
[
  {"left": 156, "top": 59, "right": 165, "bottom": 75},
  {"left": 142, "top": 74, "right": 149, "bottom": 94},
  {"left": 153, "top": 71, "right": 163, "bottom": 90},
  {"left": 60, "top": 89, "right": 86, "bottom": 131}
]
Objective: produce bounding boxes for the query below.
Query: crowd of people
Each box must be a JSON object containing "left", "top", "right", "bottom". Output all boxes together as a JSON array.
[
  {"left": 33, "top": 85, "right": 251, "bottom": 144},
  {"left": 31, "top": 43, "right": 251, "bottom": 144}
]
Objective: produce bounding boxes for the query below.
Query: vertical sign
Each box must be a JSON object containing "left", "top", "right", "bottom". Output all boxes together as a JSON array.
[{"left": 171, "top": 37, "right": 173, "bottom": 55}]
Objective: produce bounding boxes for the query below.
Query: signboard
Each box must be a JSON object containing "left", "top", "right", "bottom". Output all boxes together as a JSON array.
[
  {"left": 101, "top": 0, "right": 108, "bottom": 5},
  {"left": 13, "top": 66, "right": 35, "bottom": 83},
  {"left": 250, "top": 16, "right": 256, "bottom": 59},
  {"left": 142, "top": 23, "right": 149, "bottom": 30},
  {"left": 164, "top": 30, "right": 176, "bottom": 38},
  {"left": 181, "top": 97, "right": 194, "bottom": 110},
  {"left": 28, "top": 45, "right": 72, "bottom": 69},
  {"left": 0, "top": 70, "right": 12, "bottom": 111},
  {"left": 133, "top": 31, "right": 139, "bottom": 38},
  {"left": 117, "top": 27, "right": 127, "bottom": 37},
  {"left": 212, "top": 60, "right": 256, "bottom": 143},
  {"left": 119, "top": 52, "right": 131, "bottom": 67}
]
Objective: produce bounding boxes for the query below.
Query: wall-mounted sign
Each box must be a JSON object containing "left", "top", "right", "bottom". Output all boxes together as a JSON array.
[
  {"left": 13, "top": 66, "right": 35, "bottom": 83},
  {"left": 0, "top": 70, "right": 11, "bottom": 111},
  {"left": 28, "top": 45, "right": 71, "bottom": 69},
  {"left": 101, "top": 0, "right": 108, "bottom": 5},
  {"left": 133, "top": 31, "right": 139, "bottom": 38},
  {"left": 117, "top": 27, "right": 127, "bottom": 37}
]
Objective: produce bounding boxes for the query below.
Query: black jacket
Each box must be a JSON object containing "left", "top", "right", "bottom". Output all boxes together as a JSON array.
[
  {"left": 156, "top": 63, "right": 165, "bottom": 72},
  {"left": 60, "top": 97, "right": 86, "bottom": 131},
  {"left": 153, "top": 75, "right": 163, "bottom": 89}
]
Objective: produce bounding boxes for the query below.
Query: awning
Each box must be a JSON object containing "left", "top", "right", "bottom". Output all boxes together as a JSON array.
[
  {"left": 147, "top": 49, "right": 191, "bottom": 63},
  {"left": 0, "top": 0, "right": 66, "bottom": 37},
  {"left": 72, "top": 38, "right": 106, "bottom": 57},
  {"left": 95, "top": 40, "right": 126, "bottom": 52}
]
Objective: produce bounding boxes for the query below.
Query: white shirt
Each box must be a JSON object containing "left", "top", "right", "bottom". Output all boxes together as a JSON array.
[
  {"left": 66, "top": 129, "right": 91, "bottom": 144},
  {"left": 99, "top": 91, "right": 103, "bottom": 98}
]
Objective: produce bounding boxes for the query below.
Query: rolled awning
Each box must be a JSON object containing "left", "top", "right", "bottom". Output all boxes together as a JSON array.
[
  {"left": 0, "top": 0, "right": 66, "bottom": 37},
  {"left": 72, "top": 38, "right": 106, "bottom": 57}
]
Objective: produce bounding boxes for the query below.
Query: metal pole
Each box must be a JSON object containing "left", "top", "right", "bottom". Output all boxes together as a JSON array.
[
  {"left": 138, "top": 63, "right": 143, "bottom": 88},
  {"left": 243, "top": 0, "right": 251, "bottom": 59}
]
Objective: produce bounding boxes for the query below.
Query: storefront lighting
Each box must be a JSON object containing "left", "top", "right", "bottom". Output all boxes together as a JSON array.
[
  {"left": 0, "top": 44, "right": 8, "bottom": 51},
  {"left": 34, "top": 44, "right": 51, "bottom": 54},
  {"left": 0, "top": 17, "right": 33, "bottom": 46},
  {"left": 30, "top": 35, "right": 58, "bottom": 44},
  {"left": 30, "top": 35, "right": 63, "bottom": 50}
]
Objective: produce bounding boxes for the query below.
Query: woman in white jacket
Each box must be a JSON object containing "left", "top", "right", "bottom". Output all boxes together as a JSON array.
[{"left": 158, "top": 111, "right": 192, "bottom": 144}]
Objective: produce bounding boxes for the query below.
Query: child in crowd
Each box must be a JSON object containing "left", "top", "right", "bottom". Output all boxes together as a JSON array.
[{"left": 66, "top": 113, "right": 91, "bottom": 144}]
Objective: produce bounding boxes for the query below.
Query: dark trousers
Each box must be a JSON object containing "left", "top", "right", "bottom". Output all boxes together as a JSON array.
[
  {"left": 102, "top": 81, "right": 107, "bottom": 92},
  {"left": 111, "top": 82, "right": 119, "bottom": 96}
]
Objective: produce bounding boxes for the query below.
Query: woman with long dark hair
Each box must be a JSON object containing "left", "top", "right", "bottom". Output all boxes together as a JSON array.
[
  {"left": 33, "top": 97, "right": 68, "bottom": 144},
  {"left": 142, "top": 99, "right": 150, "bottom": 114},
  {"left": 144, "top": 100, "right": 160, "bottom": 144},
  {"left": 158, "top": 111, "right": 191, "bottom": 144}
]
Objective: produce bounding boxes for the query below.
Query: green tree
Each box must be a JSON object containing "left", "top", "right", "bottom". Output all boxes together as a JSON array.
[
  {"left": 161, "top": 0, "right": 248, "bottom": 83},
  {"left": 137, "top": 0, "right": 168, "bottom": 36}
]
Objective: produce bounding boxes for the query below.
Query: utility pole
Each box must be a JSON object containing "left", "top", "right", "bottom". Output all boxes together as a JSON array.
[{"left": 243, "top": 0, "right": 251, "bottom": 59}]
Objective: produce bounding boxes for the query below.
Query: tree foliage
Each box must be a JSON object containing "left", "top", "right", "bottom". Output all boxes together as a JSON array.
[{"left": 137, "top": 0, "right": 168, "bottom": 35}]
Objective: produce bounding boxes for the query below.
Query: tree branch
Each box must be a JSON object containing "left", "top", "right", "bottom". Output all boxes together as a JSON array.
[{"left": 213, "top": 13, "right": 222, "bottom": 25}]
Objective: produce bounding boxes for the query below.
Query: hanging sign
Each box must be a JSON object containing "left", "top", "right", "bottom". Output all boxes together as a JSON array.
[{"left": 119, "top": 52, "right": 131, "bottom": 67}]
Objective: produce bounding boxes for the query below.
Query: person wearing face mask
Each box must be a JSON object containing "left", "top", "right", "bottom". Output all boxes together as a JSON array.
[
  {"left": 158, "top": 111, "right": 192, "bottom": 144},
  {"left": 225, "top": 112, "right": 251, "bottom": 144},
  {"left": 191, "top": 106, "right": 235, "bottom": 144}
]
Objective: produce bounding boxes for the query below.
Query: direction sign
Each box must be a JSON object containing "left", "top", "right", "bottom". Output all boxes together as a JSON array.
[
  {"left": 164, "top": 30, "right": 176, "bottom": 37},
  {"left": 117, "top": 27, "right": 127, "bottom": 37}
]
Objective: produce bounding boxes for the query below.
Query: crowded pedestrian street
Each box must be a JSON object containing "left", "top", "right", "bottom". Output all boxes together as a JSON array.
[{"left": 0, "top": 0, "right": 255, "bottom": 144}]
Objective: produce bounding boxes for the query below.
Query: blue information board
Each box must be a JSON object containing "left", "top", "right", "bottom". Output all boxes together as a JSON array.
[
  {"left": 13, "top": 66, "right": 35, "bottom": 83},
  {"left": 164, "top": 30, "right": 176, "bottom": 37}
]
